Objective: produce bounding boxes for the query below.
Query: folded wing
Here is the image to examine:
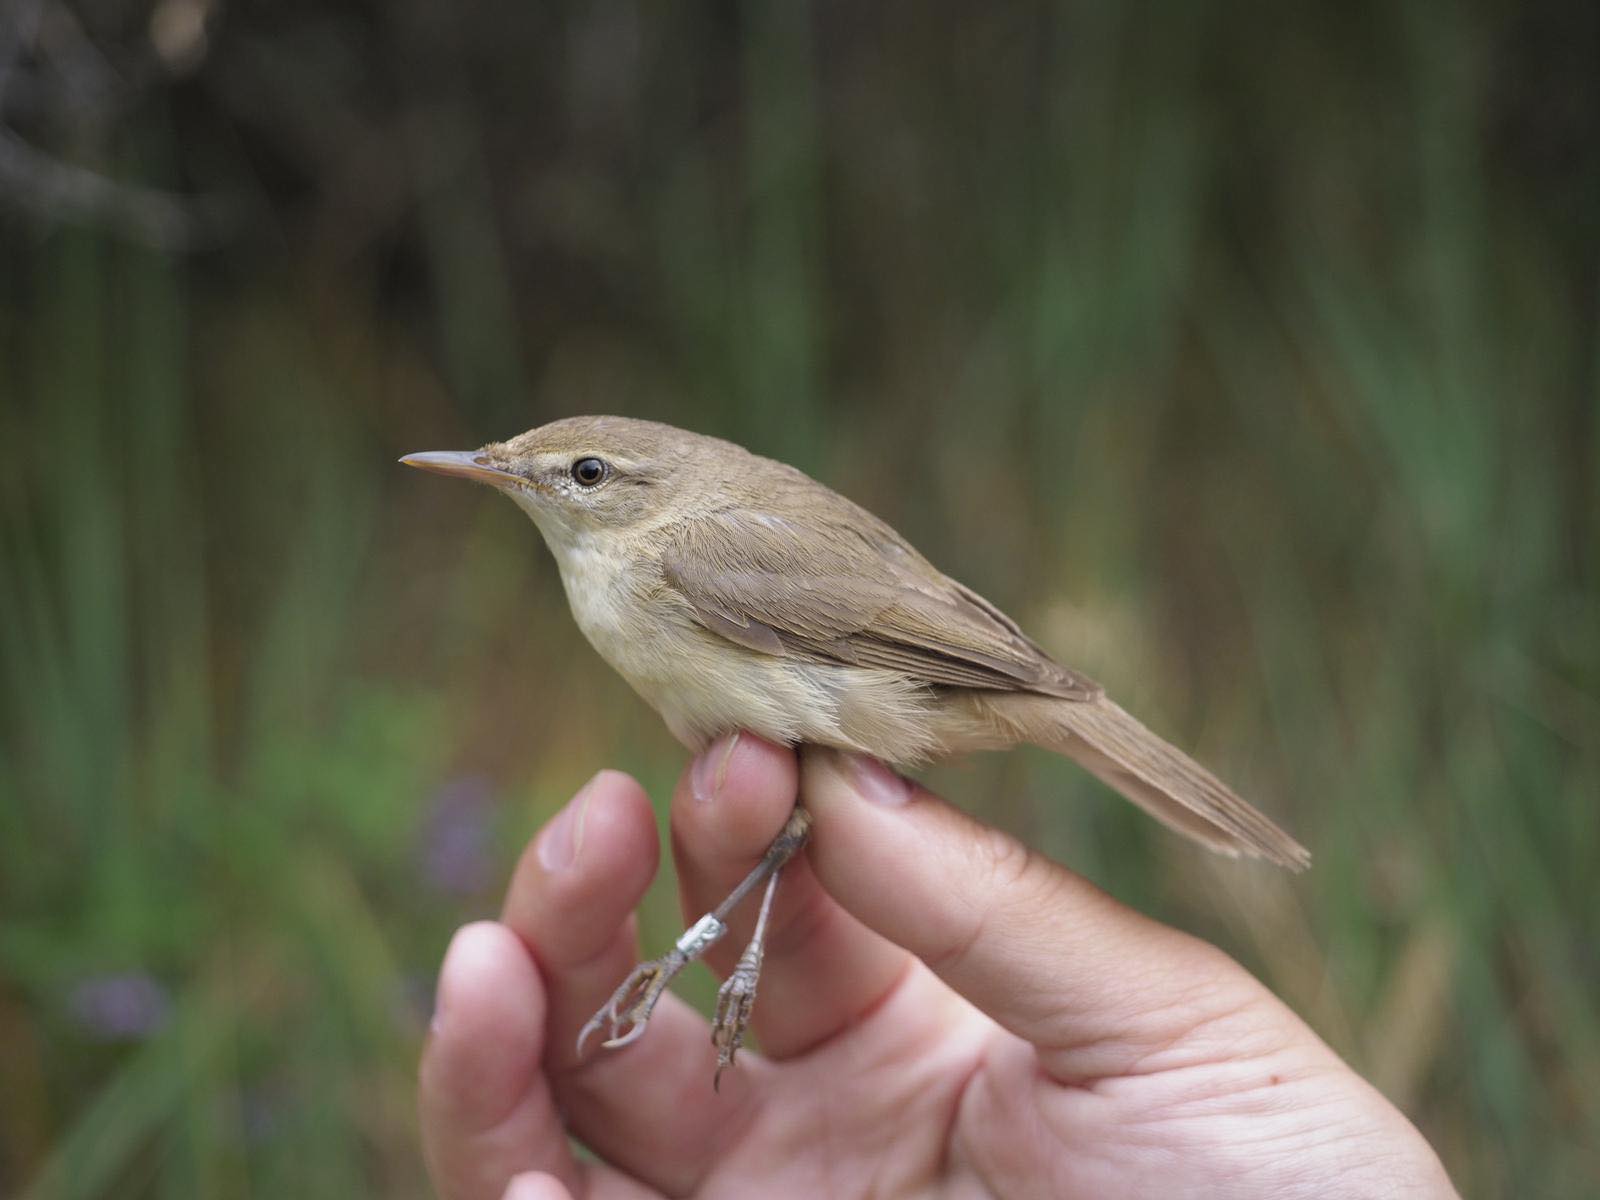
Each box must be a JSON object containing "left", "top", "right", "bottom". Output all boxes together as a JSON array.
[{"left": 661, "top": 507, "right": 1100, "bottom": 700}]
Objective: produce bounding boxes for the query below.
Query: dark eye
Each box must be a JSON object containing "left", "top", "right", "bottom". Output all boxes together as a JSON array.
[{"left": 571, "top": 457, "right": 607, "bottom": 487}]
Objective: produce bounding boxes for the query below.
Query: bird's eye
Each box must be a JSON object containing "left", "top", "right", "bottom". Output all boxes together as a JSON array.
[{"left": 571, "top": 457, "right": 607, "bottom": 487}]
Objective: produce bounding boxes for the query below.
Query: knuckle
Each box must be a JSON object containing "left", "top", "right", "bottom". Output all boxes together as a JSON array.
[
  {"left": 924, "top": 901, "right": 987, "bottom": 976},
  {"left": 925, "top": 825, "right": 1054, "bottom": 975},
  {"left": 971, "top": 823, "right": 1043, "bottom": 897}
]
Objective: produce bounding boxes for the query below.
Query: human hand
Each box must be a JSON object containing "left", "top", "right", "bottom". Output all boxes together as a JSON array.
[{"left": 419, "top": 736, "right": 1456, "bottom": 1199}]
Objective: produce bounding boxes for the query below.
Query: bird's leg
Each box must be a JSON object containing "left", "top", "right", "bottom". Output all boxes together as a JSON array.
[{"left": 577, "top": 807, "right": 813, "bottom": 1061}]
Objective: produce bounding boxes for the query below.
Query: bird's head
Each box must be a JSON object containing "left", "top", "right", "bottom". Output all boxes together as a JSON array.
[{"left": 401, "top": 415, "right": 728, "bottom": 546}]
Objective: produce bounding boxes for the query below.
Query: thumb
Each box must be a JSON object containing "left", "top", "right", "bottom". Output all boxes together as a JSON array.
[{"left": 799, "top": 748, "right": 1294, "bottom": 1081}]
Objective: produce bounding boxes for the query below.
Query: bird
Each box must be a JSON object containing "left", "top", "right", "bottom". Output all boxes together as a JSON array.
[{"left": 402, "top": 415, "right": 1308, "bottom": 1083}]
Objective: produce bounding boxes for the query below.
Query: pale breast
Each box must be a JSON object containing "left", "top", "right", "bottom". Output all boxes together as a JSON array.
[{"left": 555, "top": 536, "right": 644, "bottom": 648}]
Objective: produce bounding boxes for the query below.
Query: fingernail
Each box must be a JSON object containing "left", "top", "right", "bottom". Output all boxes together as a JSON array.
[
  {"left": 691, "top": 732, "right": 741, "bottom": 804},
  {"left": 430, "top": 925, "right": 470, "bottom": 1034},
  {"left": 841, "top": 751, "right": 911, "bottom": 806},
  {"left": 536, "top": 774, "right": 597, "bottom": 870},
  {"left": 429, "top": 975, "right": 446, "bottom": 1035}
]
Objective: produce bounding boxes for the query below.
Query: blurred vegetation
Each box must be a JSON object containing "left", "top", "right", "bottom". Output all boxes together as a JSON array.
[{"left": 1, "top": 1, "right": 1596, "bottom": 1196}]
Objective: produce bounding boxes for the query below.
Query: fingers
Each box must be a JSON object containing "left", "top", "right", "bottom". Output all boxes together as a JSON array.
[
  {"left": 498, "top": 769, "right": 735, "bottom": 1195},
  {"left": 501, "top": 770, "right": 674, "bottom": 1075},
  {"left": 670, "top": 734, "right": 911, "bottom": 1058},
  {"left": 419, "top": 922, "right": 580, "bottom": 1200},
  {"left": 799, "top": 748, "right": 1294, "bottom": 1083}
]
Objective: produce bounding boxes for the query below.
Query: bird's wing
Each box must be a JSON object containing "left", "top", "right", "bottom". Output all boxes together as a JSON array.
[{"left": 660, "top": 507, "right": 1101, "bottom": 700}]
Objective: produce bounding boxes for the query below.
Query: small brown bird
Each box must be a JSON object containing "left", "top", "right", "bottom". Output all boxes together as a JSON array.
[{"left": 403, "top": 415, "right": 1308, "bottom": 1081}]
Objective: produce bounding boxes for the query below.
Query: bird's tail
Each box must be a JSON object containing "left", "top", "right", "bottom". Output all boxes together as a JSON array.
[{"left": 981, "top": 694, "right": 1311, "bottom": 870}]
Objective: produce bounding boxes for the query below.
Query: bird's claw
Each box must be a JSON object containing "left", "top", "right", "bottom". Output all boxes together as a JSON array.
[
  {"left": 575, "top": 955, "right": 682, "bottom": 1056},
  {"left": 574, "top": 809, "right": 809, "bottom": 1084},
  {"left": 711, "top": 953, "right": 762, "bottom": 1090},
  {"left": 575, "top": 911, "right": 731, "bottom": 1059}
]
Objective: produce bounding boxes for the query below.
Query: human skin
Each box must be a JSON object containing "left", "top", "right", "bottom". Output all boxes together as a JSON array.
[{"left": 418, "top": 735, "right": 1458, "bottom": 1199}]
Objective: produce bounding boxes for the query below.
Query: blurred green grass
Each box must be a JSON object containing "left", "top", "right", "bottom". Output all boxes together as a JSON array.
[{"left": 2, "top": 2, "right": 1597, "bottom": 1196}]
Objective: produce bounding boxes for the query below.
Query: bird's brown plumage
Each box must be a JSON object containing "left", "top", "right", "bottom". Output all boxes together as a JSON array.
[
  {"left": 661, "top": 505, "right": 1102, "bottom": 700},
  {"left": 405, "top": 415, "right": 1311, "bottom": 870}
]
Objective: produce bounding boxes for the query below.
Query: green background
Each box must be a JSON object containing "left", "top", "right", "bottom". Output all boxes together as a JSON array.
[{"left": 2, "top": 1, "right": 1595, "bottom": 1195}]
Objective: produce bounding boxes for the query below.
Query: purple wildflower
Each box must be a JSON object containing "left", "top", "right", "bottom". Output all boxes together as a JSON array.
[
  {"left": 419, "top": 775, "right": 497, "bottom": 896},
  {"left": 67, "top": 972, "right": 172, "bottom": 1041}
]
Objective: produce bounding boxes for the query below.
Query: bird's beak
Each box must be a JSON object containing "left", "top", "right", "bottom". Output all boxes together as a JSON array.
[{"left": 399, "top": 450, "right": 524, "bottom": 488}]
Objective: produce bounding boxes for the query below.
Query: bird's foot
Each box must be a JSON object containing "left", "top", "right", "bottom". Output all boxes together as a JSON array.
[
  {"left": 711, "top": 871, "right": 781, "bottom": 1089},
  {"left": 576, "top": 913, "right": 726, "bottom": 1054},
  {"left": 576, "top": 805, "right": 813, "bottom": 1081}
]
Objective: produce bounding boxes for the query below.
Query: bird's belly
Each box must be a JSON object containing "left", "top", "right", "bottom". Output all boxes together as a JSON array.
[{"left": 584, "top": 617, "right": 945, "bottom": 764}]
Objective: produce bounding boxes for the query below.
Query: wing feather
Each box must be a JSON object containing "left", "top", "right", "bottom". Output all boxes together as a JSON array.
[{"left": 661, "top": 508, "right": 1100, "bottom": 700}]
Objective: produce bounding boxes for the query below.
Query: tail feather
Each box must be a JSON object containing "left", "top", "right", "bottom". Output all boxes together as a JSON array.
[{"left": 990, "top": 695, "right": 1310, "bottom": 870}]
